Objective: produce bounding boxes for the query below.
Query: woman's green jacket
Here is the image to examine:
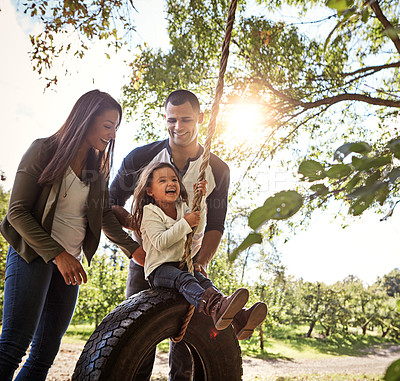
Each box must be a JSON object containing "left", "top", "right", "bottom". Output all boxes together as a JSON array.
[{"left": 1, "top": 138, "right": 139, "bottom": 264}]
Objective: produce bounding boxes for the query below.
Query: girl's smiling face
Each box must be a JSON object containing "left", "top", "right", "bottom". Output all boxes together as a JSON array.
[{"left": 146, "top": 167, "right": 181, "bottom": 207}]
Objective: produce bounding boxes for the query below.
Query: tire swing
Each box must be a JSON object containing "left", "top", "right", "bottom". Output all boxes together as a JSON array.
[{"left": 72, "top": 1, "right": 239, "bottom": 380}]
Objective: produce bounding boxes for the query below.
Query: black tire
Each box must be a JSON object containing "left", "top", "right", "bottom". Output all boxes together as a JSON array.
[{"left": 72, "top": 288, "right": 243, "bottom": 381}]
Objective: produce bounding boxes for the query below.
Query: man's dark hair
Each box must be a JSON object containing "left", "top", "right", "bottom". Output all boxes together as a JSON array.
[{"left": 164, "top": 89, "right": 201, "bottom": 114}]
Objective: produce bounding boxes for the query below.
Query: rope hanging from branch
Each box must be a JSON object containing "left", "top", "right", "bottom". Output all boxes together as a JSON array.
[{"left": 171, "top": 0, "right": 238, "bottom": 343}]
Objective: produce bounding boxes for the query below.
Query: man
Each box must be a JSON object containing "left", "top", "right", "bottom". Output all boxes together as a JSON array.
[
  {"left": 111, "top": 90, "right": 229, "bottom": 293},
  {"left": 110, "top": 90, "right": 264, "bottom": 380}
]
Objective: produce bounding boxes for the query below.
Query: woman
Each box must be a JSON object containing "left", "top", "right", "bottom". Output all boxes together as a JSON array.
[{"left": 0, "top": 90, "right": 140, "bottom": 380}]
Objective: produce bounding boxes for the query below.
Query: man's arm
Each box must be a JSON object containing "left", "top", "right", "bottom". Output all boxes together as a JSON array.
[
  {"left": 111, "top": 205, "right": 146, "bottom": 265},
  {"left": 193, "top": 155, "right": 230, "bottom": 276},
  {"left": 194, "top": 230, "right": 222, "bottom": 276},
  {"left": 112, "top": 205, "right": 134, "bottom": 229}
]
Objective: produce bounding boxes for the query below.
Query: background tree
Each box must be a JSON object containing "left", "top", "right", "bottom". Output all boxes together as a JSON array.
[
  {"left": 379, "top": 268, "right": 400, "bottom": 297},
  {"left": 72, "top": 247, "right": 128, "bottom": 327},
  {"left": 13, "top": 0, "right": 400, "bottom": 260},
  {"left": 0, "top": 184, "right": 10, "bottom": 322},
  {"left": 120, "top": 0, "right": 400, "bottom": 255},
  {"left": 369, "top": 285, "right": 399, "bottom": 337},
  {"left": 10, "top": 0, "right": 136, "bottom": 88}
]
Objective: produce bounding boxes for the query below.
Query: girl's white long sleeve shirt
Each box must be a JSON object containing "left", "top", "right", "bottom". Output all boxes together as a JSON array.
[{"left": 141, "top": 200, "right": 206, "bottom": 279}]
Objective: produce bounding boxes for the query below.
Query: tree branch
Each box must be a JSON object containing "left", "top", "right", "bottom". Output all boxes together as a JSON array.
[
  {"left": 300, "top": 93, "right": 400, "bottom": 109},
  {"left": 369, "top": 0, "right": 400, "bottom": 54}
]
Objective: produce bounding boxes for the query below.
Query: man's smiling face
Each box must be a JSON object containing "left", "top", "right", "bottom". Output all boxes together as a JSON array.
[{"left": 165, "top": 101, "right": 204, "bottom": 150}]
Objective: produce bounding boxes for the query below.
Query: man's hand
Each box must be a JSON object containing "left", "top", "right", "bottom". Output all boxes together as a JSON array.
[
  {"left": 194, "top": 261, "right": 208, "bottom": 277},
  {"left": 194, "top": 230, "right": 223, "bottom": 277},
  {"left": 194, "top": 180, "right": 207, "bottom": 196},
  {"left": 54, "top": 251, "right": 87, "bottom": 285},
  {"left": 132, "top": 246, "right": 146, "bottom": 266}
]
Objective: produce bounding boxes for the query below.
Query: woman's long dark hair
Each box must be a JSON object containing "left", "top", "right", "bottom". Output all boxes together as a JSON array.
[
  {"left": 130, "top": 162, "right": 189, "bottom": 237},
  {"left": 38, "top": 89, "right": 122, "bottom": 185}
]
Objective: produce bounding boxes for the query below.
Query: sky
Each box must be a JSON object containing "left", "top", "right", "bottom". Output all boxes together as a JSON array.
[{"left": 0, "top": 0, "right": 399, "bottom": 286}]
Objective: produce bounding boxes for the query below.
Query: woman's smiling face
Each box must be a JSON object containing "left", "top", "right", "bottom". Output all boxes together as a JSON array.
[{"left": 84, "top": 108, "right": 119, "bottom": 151}]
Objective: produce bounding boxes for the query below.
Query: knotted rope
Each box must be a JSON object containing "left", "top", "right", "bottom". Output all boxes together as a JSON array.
[{"left": 171, "top": 0, "right": 238, "bottom": 343}]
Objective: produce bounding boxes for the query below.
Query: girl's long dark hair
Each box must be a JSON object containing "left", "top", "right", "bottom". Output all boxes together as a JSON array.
[
  {"left": 131, "top": 162, "right": 189, "bottom": 237},
  {"left": 38, "top": 89, "right": 122, "bottom": 185}
]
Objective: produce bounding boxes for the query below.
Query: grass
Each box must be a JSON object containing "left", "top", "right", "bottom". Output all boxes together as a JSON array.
[
  {"left": 64, "top": 323, "right": 96, "bottom": 345},
  {"left": 239, "top": 324, "right": 399, "bottom": 360},
  {"left": 243, "top": 376, "right": 382, "bottom": 381},
  {"left": 64, "top": 322, "right": 399, "bottom": 359}
]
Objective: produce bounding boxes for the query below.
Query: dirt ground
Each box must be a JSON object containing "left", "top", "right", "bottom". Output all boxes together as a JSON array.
[{"left": 15, "top": 342, "right": 400, "bottom": 380}]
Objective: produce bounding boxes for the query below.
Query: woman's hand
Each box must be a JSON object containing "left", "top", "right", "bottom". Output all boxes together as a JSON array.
[
  {"left": 184, "top": 211, "right": 201, "bottom": 227},
  {"left": 54, "top": 251, "right": 87, "bottom": 286}
]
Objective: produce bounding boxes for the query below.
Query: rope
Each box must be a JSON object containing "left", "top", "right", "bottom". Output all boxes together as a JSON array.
[{"left": 171, "top": 0, "right": 238, "bottom": 343}]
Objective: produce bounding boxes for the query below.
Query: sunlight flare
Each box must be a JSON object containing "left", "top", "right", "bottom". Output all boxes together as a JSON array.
[{"left": 221, "top": 102, "right": 266, "bottom": 146}]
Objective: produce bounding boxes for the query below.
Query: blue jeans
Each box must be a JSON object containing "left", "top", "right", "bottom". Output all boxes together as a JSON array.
[
  {"left": 148, "top": 263, "right": 214, "bottom": 381},
  {"left": 147, "top": 262, "right": 214, "bottom": 309},
  {"left": 127, "top": 260, "right": 213, "bottom": 381},
  {"left": 0, "top": 246, "right": 79, "bottom": 381}
]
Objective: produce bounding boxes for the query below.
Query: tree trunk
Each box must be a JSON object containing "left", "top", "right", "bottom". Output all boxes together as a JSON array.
[
  {"left": 382, "top": 327, "right": 390, "bottom": 338},
  {"left": 259, "top": 324, "right": 264, "bottom": 350},
  {"left": 306, "top": 320, "right": 316, "bottom": 338},
  {"left": 325, "top": 326, "right": 331, "bottom": 337},
  {"left": 362, "top": 323, "right": 368, "bottom": 335}
]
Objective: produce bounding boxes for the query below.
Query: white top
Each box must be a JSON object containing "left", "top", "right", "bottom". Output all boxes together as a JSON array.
[
  {"left": 145, "top": 151, "right": 216, "bottom": 256},
  {"left": 141, "top": 200, "right": 206, "bottom": 279},
  {"left": 51, "top": 167, "right": 90, "bottom": 262}
]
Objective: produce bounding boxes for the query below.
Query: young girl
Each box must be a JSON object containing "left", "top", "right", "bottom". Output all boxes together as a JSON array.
[{"left": 131, "top": 162, "right": 267, "bottom": 333}]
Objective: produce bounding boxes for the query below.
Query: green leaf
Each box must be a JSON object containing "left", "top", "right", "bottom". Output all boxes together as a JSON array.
[
  {"left": 347, "top": 181, "right": 385, "bottom": 200},
  {"left": 376, "top": 183, "right": 389, "bottom": 205},
  {"left": 349, "top": 195, "right": 375, "bottom": 216},
  {"left": 299, "top": 160, "right": 326, "bottom": 181},
  {"left": 384, "top": 358, "right": 400, "bottom": 381},
  {"left": 383, "top": 27, "right": 400, "bottom": 40},
  {"left": 354, "top": 156, "right": 391, "bottom": 171},
  {"left": 389, "top": 168, "right": 400, "bottom": 183},
  {"left": 361, "top": 8, "right": 369, "bottom": 23},
  {"left": 388, "top": 138, "right": 400, "bottom": 153},
  {"left": 365, "top": 171, "right": 381, "bottom": 187},
  {"left": 248, "top": 205, "right": 276, "bottom": 230},
  {"left": 310, "top": 183, "right": 329, "bottom": 196},
  {"left": 334, "top": 142, "right": 371, "bottom": 161},
  {"left": 346, "top": 175, "right": 361, "bottom": 192},
  {"left": 334, "top": 143, "right": 352, "bottom": 161},
  {"left": 350, "top": 142, "right": 372, "bottom": 154},
  {"left": 326, "top": 164, "right": 352, "bottom": 179},
  {"left": 249, "top": 191, "right": 303, "bottom": 230},
  {"left": 326, "top": 0, "right": 349, "bottom": 12},
  {"left": 369, "top": 156, "right": 392, "bottom": 169},
  {"left": 351, "top": 156, "right": 363, "bottom": 169},
  {"left": 229, "top": 232, "right": 263, "bottom": 261},
  {"left": 341, "top": 6, "right": 356, "bottom": 20}
]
